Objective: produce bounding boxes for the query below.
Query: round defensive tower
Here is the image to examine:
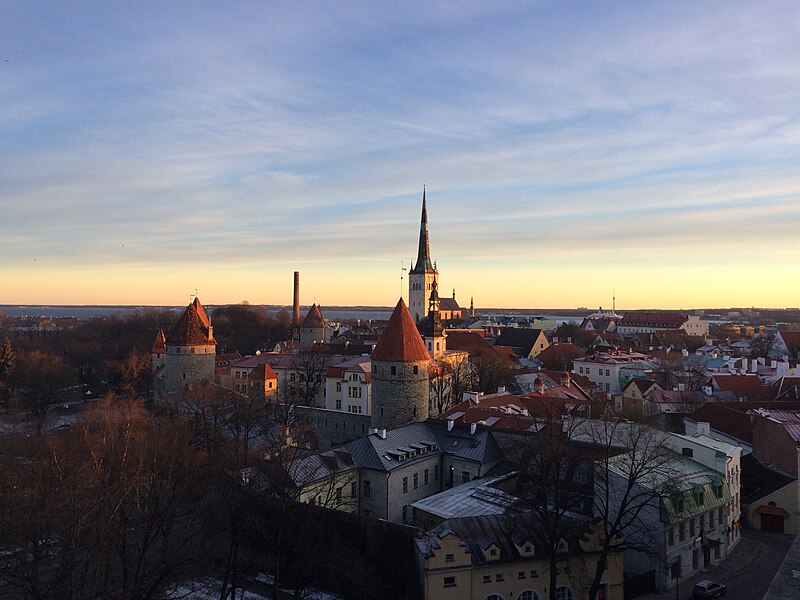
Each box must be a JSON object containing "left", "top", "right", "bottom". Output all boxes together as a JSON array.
[
  {"left": 163, "top": 297, "right": 216, "bottom": 393},
  {"left": 371, "top": 298, "right": 431, "bottom": 431}
]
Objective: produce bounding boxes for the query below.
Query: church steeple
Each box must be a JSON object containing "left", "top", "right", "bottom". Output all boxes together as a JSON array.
[{"left": 411, "top": 187, "right": 436, "bottom": 275}]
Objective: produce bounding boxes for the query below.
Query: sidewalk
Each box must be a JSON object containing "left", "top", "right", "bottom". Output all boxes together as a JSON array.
[{"left": 637, "top": 531, "right": 758, "bottom": 600}]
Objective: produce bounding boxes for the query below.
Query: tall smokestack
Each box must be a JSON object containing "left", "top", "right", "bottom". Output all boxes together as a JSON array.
[{"left": 292, "top": 271, "right": 300, "bottom": 327}]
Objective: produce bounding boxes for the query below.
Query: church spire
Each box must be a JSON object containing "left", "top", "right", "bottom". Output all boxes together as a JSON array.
[{"left": 411, "top": 187, "right": 435, "bottom": 274}]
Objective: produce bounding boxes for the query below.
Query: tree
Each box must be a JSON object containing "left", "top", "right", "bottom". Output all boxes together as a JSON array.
[
  {"left": 0, "top": 337, "right": 14, "bottom": 403},
  {"left": 11, "top": 349, "right": 74, "bottom": 433},
  {"left": 111, "top": 349, "right": 152, "bottom": 396},
  {"left": 291, "top": 349, "right": 328, "bottom": 408}
]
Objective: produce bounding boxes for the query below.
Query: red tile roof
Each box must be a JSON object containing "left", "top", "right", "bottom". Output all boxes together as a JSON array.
[
  {"left": 301, "top": 304, "right": 325, "bottom": 328},
  {"left": 778, "top": 329, "right": 800, "bottom": 356},
  {"left": 536, "top": 343, "right": 585, "bottom": 370},
  {"left": 248, "top": 363, "right": 278, "bottom": 381},
  {"left": 713, "top": 374, "right": 771, "bottom": 401},
  {"left": 151, "top": 329, "right": 166, "bottom": 354},
  {"left": 371, "top": 298, "right": 431, "bottom": 362},
  {"left": 619, "top": 311, "right": 688, "bottom": 328},
  {"left": 167, "top": 299, "right": 216, "bottom": 346}
]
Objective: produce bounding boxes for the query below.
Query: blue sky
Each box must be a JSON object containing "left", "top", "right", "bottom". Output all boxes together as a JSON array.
[{"left": 2, "top": 1, "right": 799, "bottom": 309}]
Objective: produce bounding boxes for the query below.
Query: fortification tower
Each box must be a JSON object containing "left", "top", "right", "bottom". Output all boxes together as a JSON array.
[
  {"left": 299, "top": 303, "right": 326, "bottom": 348},
  {"left": 371, "top": 298, "right": 431, "bottom": 431},
  {"left": 408, "top": 187, "right": 438, "bottom": 323},
  {"left": 161, "top": 297, "right": 216, "bottom": 393}
]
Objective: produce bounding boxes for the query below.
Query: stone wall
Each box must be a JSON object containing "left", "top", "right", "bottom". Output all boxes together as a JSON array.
[
  {"left": 371, "top": 359, "right": 429, "bottom": 430},
  {"left": 164, "top": 344, "right": 215, "bottom": 393},
  {"left": 295, "top": 405, "right": 371, "bottom": 449}
]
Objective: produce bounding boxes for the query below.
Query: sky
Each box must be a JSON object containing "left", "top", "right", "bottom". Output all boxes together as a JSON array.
[{"left": 2, "top": 1, "right": 799, "bottom": 310}]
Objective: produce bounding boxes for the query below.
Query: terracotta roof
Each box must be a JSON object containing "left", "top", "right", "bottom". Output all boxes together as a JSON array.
[
  {"left": 371, "top": 298, "right": 431, "bottom": 362},
  {"left": 151, "top": 329, "right": 166, "bottom": 354},
  {"left": 494, "top": 328, "right": 545, "bottom": 356},
  {"left": 439, "top": 297, "right": 460, "bottom": 311},
  {"left": 301, "top": 304, "right": 325, "bottom": 328},
  {"left": 535, "top": 342, "right": 585, "bottom": 370},
  {"left": 713, "top": 374, "right": 771, "bottom": 401},
  {"left": 777, "top": 329, "right": 800, "bottom": 356},
  {"left": 248, "top": 363, "right": 278, "bottom": 381},
  {"left": 193, "top": 297, "right": 210, "bottom": 328},
  {"left": 619, "top": 311, "right": 689, "bottom": 328},
  {"left": 167, "top": 299, "right": 216, "bottom": 346}
]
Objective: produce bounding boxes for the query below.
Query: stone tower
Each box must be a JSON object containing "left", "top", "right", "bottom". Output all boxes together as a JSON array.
[
  {"left": 408, "top": 188, "right": 438, "bottom": 323},
  {"left": 422, "top": 279, "right": 447, "bottom": 359},
  {"left": 371, "top": 298, "right": 431, "bottom": 431},
  {"left": 151, "top": 328, "right": 167, "bottom": 390},
  {"left": 299, "top": 303, "right": 326, "bottom": 348},
  {"left": 156, "top": 297, "right": 216, "bottom": 394}
]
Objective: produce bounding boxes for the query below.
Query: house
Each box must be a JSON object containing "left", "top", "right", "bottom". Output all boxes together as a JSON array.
[
  {"left": 741, "top": 453, "right": 799, "bottom": 535},
  {"left": 494, "top": 328, "right": 550, "bottom": 360},
  {"left": 643, "top": 390, "right": 706, "bottom": 417},
  {"left": 606, "top": 450, "right": 733, "bottom": 592},
  {"left": 616, "top": 379, "right": 662, "bottom": 420},
  {"left": 416, "top": 513, "right": 624, "bottom": 600},
  {"left": 323, "top": 355, "right": 372, "bottom": 415},
  {"left": 572, "top": 349, "right": 654, "bottom": 395},
  {"left": 616, "top": 312, "right": 709, "bottom": 337},
  {"left": 772, "top": 329, "right": 800, "bottom": 360}
]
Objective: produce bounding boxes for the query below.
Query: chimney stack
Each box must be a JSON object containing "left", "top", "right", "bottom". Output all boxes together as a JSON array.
[{"left": 292, "top": 271, "right": 301, "bottom": 328}]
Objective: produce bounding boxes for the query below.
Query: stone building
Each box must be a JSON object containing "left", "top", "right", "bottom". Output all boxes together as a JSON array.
[
  {"left": 299, "top": 303, "right": 327, "bottom": 348},
  {"left": 370, "top": 297, "right": 431, "bottom": 431},
  {"left": 152, "top": 297, "right": 216, "bottom": 395}
]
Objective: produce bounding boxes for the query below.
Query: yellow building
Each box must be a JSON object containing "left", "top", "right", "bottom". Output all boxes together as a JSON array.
[{"left": 417, "top": 514, "right": 624, "bottom": 600}]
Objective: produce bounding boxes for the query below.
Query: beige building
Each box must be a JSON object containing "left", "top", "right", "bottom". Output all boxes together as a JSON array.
[{"left": 417, "top": 514, "right": 624, "bottom": 600}]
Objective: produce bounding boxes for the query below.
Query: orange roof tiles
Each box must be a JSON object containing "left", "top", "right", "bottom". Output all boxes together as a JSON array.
[
  {"left": 371, "top": 298, "right": 431, "bottom": 362},
  {"left": 301, "top": 304, "right": 325, "bottom": 328},
  {"left": 167, "top": 299, "right": 216, "bottom": 346},
  {"left": 151, "top": 329, "right": 166, "bottom": 354},
  {"left": 248, "top": 363, "right": 278, "bottom": 381}
]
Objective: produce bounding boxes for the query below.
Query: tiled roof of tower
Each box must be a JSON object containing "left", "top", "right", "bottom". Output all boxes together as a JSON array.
[
  {"left": 371, "top": 298, "right": 431, "bottom": 362},
  {"left": 192, "top": 297, "right": 210, "bottom": 328},
  {"left": 248, "top": 363, "right": 278, "bottom": 381},
  {"left": 151, "top": 329, "right": 166, "bottom": 354},
  {"left": 301, "top": 304, "right": 325, "bottom": 328},
  {"left": 167, "top": 300, "right": 216, "bottom": 346}
]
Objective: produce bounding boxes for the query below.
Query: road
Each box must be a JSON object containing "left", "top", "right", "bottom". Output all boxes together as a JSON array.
[{"left": 639, "top": 529, "right": 795, "bottom": 600}]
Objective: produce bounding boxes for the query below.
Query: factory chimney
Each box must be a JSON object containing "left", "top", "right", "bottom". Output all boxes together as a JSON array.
[{"left": 292, "top": 271, "right": 301, "bottom": 328}]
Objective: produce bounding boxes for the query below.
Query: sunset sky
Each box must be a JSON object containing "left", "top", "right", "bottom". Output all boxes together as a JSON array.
[{"left": 2, "top": 1, "right": 799, "bottom": 310}]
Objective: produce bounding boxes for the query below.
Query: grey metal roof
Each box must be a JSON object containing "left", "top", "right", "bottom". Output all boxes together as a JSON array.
[
  {"left": 344, "top": 420, "right": 503, "bottom": 472},
  {"left": 411, "top": 475, "right": 520, "bottom": 519}
]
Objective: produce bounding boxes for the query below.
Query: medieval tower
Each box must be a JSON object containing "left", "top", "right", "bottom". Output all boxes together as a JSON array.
[
  {"left": 299, "top": 303, "right": 327, "bottom": 348},
  {"left": 408, "top": 188, "right": 438, "bottom": 323},
  {"left": 421, "top": 278, "right": 447, "bottom": 359},
  {"left": 152, "top": 297, "right": 216, "bottom": 394},
  {"left": 370, "top": 298, "right": 431, "bottom": 431}
]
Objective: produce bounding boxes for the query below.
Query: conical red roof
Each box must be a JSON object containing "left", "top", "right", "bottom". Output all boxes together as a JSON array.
[
  {"left": 372, "top": 298, "right": 431, "bottom": 362},
  {"left": 167, "top": 299, "right": 216, "bottom": 346},
  {"left": 151, "top": 329, "right": 166, "bottom": 354},
  {"left": 193, "top": 297, "right": 210, "bottom": 328},
  {"left": 301, "top": 304, "right": 325, "bottom": 328}
]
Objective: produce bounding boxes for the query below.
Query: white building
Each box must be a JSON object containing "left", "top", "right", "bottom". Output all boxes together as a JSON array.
[
  {"left": 324, "top": 355, "right": 372, "bottom": 415},
  {"left": 573, "top": 349, "right": 654, "bottom": 395}
]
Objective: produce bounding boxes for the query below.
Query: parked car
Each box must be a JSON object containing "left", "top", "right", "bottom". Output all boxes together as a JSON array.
[{"left": 693, "top": 580, "right": 726, "bottom": 598}]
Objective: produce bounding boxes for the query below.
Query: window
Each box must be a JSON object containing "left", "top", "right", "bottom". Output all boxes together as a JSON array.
[
  {"left": 348, "top": 386, "right": 362, "bottom": 398},
  {"left": 495, "top": 574, "right": 503, "bottom": 582},
  {"left": 668, "top": 527, "right": 674, "bottom": 546},
  {"left": 445, "top": 553, "right": 455, "bottom": 563},
  {"left": 391, "top": 366, "right": 396, "bottom": 375},
  {"left": 718, "top": 507, "right": 723, "bottom": 523},
  {"left": 555, "top": 587, "right": 575, "bottom": 600},
  {"left": 443, "top": 576, "right": 456, "bottom": 588},
  {"left": 518, "top": 571, "right": 527, "bottom": 579},
  {"left": 348, "top": 405, "right": 362, "bottom": 414},
  {"left": 605, "top": 369, "right": 610, "bottom": 376},
  {"left": 682, "top": 447, "right": 694, "bottom": 457},
  {"left": 482, "top": 575, "right": 491, "bottom": 584},
  {"left": 520, "top": 593, "right": 541, "bottom": 600},
  {"left": 435, "top": 465, "right": 440, "bottom": 481},
  {"left": 335, "top": 398, "right": 342, "bottom": 410},
  {"left": 486, "top": 594, "right": 504, "bottom": 600},
  {"left": 402, "top": 505, "right": 407, "bottom": 523},
  {"left": 364, "top": 480, "right": 371, "bottom": 497},
  {"left": 690, "top": 518, "right": 695, "bottom": 537},
  {"left": 413, "top": 365, "right": 419, "bottom": 374},
  {"left": 679, "top": 522, "right": 685, "bottom": 541},
  {"left": 336, "top": 382, "right": 341, "bottom": 392},
  {"left": 605, "top": 383, "right": 610, "bottom": 391},
  {"left": 530, "top": 570, "right": 539, "bottom": 578},
  {"left": 350, "top": 481, "right": 357, "bottom": 497},
  {"left": 290, "top": 373, "right": 296, "bottom": 382},
  {"left": 413, "top": 473, "right": 419, "bottom": 489},
  {"left": 579, "top": 367, "right": 584, "bottom": 374},
  {"left": 424, "top": 468, "right": 429, "bottom": 485},
  {"left": 490, "top": 548, "right": 497, "bottom": 556},
  {"left": 403, "top": 477, "right": 408, "bottom": 493},
  {"left": 462, "top": 471, "right": 470, "bottom": 484}
]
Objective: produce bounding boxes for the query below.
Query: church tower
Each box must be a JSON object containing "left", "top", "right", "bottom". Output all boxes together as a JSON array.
[
  {"left": 371, "top": 298, "right": 431, "bottom": 431},
  {"left": 408, "top": 188, "right": 438, "bottom": 323},
  {"left": 422, "top": 278, "right": 447, "bottom": 359}
]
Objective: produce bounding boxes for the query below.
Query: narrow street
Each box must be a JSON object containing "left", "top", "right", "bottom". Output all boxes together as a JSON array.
[{"left": 637, "top": 530, "right": 795, "bottom": 600}]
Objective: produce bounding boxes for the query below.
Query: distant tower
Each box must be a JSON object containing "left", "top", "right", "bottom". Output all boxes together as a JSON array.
[
  {"left": 470, "top": 296, "right": 475, "bottom": 318},
  {"left": 299, "top": 303, "right": 326, "bottom": 348},
  {"left": 371, "top": 298, "right": 431, "bottom": 430},
  {"left": 408, "top": 187, "right": 438, "bottom": 323},
  {"left": 151, "top": 328, "right": 166, "bottom": 390},
  {"left": 422, "top": 279, "right": 447, "bottom": 359},
  {"left": 155, "top": 297, "right": 216, "bottom": 394}
]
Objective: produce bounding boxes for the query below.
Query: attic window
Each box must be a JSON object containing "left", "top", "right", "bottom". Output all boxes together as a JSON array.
[{"left": 682, "top": 448, "right": 694, "bottom": 458}]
